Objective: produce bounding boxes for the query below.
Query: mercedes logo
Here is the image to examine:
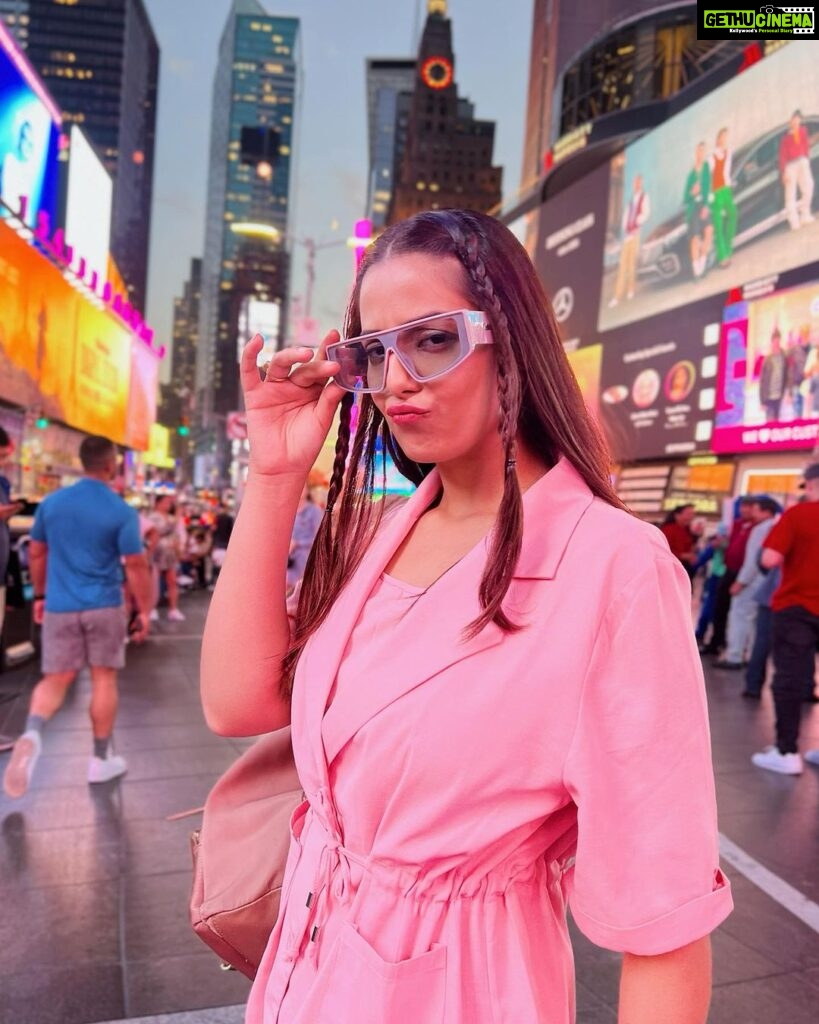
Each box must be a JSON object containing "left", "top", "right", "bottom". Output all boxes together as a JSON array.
[{"left": 552, "top": 286, "right": 574, "bottom": 324}]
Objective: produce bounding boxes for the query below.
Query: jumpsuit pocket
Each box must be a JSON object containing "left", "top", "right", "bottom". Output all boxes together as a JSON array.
[{"left": 295, "top": 921, "right": 447, "bottom": 1023}]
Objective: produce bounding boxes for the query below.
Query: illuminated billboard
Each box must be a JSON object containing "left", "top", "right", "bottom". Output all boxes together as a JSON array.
[
  {"left": 713, "top": 274, "right": 819, "bottom": 453},
  {"left": 0, "top": 20, "right": 60, "bottom": 228},
  {"left": 536, "top": 163, "right": 609, "bottom": 346},
  {"left": 598, "top": 44, "right": 819, "bottom": 334},
  {"left": 126, "top": 339, "right": 160, "bottom": 451},
  {"left": 596, "top": 296, "right": 725, "bottom": 461},
  {"left": 65, "top": 126, "right": 113, "bottom": 290},
  {"left": 0, "top": 220, "right": 154, "bottom": 448},
  {"left": 238, "top": 297, "right": 281, "bottom": 364}
]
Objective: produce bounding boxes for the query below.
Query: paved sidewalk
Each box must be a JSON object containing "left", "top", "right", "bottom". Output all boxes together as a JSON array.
[{"left": 1, "top": 591, "right": 818, "bottom": 1023}]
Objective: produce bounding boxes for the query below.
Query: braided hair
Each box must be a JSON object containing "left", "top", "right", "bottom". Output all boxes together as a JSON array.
[{"left": 280, "top": 209, "right": 621, "bottom": 695}]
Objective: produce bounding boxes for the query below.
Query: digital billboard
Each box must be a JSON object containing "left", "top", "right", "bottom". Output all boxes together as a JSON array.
[
  {"left": 0, "top": 220, "right": 146, "bottom": 447},
  {"left": 126, "top": 339, "right": 160, "bottom": 451},
  {"left": 596, "top": 296, "right": 725, "bottom": 461},
  {"left": 65, "top": 126, "right": 113, "bottom": 290},
  {"left": 535, "top": 162, "right": 609, "bottom": 346},
  {"left": 238, "top": 296, "right": 281, "bottom": 366},
  {"left": 598, "top": 44, "right": 819, "bottom": 334},
  {"left": 713, "top": 273, "right": 819, "bottom": 453},
  {"left": 0, "top": 22, "right": 60, "bottom": 228},
  {"left": 565, "top": 344, "right": 603, "bottom": 421}
]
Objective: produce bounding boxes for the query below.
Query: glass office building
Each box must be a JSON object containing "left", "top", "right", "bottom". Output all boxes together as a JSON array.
[{"left": 196, "top": 0, "right": 300, "bottom": 483}]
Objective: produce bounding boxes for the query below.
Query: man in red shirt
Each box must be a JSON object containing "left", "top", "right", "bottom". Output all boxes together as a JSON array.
[
  {"left": 779, "top": 110, "right": 815, "bottom": 232},
  {"left": 660, "top": 503, "right": 697, "bottom": 575},
  {"left": 753, "top": 464, "right": 819, "bottom": 774}
]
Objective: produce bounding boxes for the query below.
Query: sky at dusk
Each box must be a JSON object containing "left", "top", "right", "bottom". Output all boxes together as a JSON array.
[{"left": 142, "top": 0, "right": 534, "bottom": 377}]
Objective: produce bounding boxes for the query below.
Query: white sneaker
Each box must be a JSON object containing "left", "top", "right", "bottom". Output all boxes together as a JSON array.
[
  {"left": 167, "top": 608, "right": 186, "bottom": 622},
  {"left": 88, "top": 754, "right": 128, "bottom": 784},
  {"left": 751, "top": 746, "right": 803, "bottom": 775},
  {"left": 608, "top": 296, "right": 619, "bottom": 308},
  {"left": 804, "top": 749, "right": 819, "bottom": 766},
  {"left": 3, "top": 729, "right": 42, "bottom": 798},
  {"left": 149, "top": 609, "right": 160, "bottom": 622}
]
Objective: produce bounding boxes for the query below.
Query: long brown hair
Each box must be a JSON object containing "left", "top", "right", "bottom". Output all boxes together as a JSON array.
[{"left": 281, "top": 209, "right": 623, "bottom": 695}]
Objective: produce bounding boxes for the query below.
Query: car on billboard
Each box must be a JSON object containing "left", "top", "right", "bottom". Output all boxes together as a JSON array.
[{"left": 610, "top": 116, "right": 819, "bottom": 285}]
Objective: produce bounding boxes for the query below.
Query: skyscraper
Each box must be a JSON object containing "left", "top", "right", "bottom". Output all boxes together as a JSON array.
[
  {"left": 195, "top": 0, "right": 300, "bottom": 485},
  {"left": 159, "top": 258, "right": 201, "bottom": 479},
  {"left": 1, "top": 0, "right": 160, "bottom": 314},
  {"left": 388, "top": 0, "right": 501, "bottom": 224},
  {"left": 161, "top": 257, "right": 201, "bottom": 427},
  {"left": 365, "top": 58, "right": 415, "bottom": 229},
  {"left": 0, "top": 0, "right": 28, "bottom": 45}
]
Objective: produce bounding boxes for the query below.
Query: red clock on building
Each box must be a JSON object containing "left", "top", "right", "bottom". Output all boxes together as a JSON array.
[{"left": 421, "top": 56, "right": 453, "bottom": 90}]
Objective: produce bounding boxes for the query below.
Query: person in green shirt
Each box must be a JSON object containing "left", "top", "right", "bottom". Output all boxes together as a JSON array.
[
  {"left": 695, "top": 522, "right": 728, "bottom": 647},
  {"left": 683, "top": 141, "right": 714, "bottom": 279}
]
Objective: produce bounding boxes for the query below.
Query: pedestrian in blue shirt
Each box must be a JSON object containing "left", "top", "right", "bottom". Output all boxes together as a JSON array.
[{"left": 2, "top": 435, "right": 153, "bottom": 799}]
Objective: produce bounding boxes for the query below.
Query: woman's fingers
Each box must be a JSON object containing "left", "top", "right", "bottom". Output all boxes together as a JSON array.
[
  {"left": 315, "top": 329, "right": 341, "bottom": 360},
  {"left": 241, "top": 334, "right": 343, "bottom": 403},
  {"left": 263, "top": 346, "right": 316, "bottom": 382},
  {"left": 239, "top": 334, "right": 266, "bottom": 392},
  {"left": 315, "top": 379, "right": 347, "bottom": 427}
]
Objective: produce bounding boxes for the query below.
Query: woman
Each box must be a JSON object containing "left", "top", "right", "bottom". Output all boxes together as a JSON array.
[
  {"left": 148, "top": 494, "right": 185, "bottom": 622},
  {"left": 287, "top": 482, "right": 323, "bottom": 592},
  {"left": 202, "top": 210, "right": 731, "bottom": 1024}
]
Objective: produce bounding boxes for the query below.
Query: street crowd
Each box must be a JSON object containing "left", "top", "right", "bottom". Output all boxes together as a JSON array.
[
  {"left": 660, "top": 470, "right": 819, "bottom": 775},
  {"left": 3, "top": 421, "right": 819, "bottom": 795}
]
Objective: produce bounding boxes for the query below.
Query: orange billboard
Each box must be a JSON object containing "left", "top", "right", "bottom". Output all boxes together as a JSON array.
[
  {"left": 70, "top": 299, "right": 132, "bottom": 444},
  {"left": 0, "top": 220, "right": 154, "bottom": 447}
]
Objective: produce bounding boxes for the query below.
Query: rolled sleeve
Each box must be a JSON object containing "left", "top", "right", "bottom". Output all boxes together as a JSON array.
[{"left": 563, "top": 553, "right": 733, "bottom": 955}]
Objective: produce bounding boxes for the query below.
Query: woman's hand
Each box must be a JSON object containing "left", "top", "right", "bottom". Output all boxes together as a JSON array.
[{"left": 241, "top": 332, "right": 345, "bottom": 478}]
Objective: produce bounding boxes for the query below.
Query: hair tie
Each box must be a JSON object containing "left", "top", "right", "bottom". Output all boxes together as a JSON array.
[{"left": 505, "top": 458, "right": 517, "bottom": 474}]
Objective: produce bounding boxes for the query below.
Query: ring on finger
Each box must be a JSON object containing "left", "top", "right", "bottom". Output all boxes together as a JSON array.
[{"left": 261, "top": 362, "right": 290, "bottom": 382}]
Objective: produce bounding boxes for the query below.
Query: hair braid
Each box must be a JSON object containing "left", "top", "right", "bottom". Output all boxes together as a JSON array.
[
  {"left": 324, "top": 392, "right": 355, "bottom": 515},
  {"left": 454, "top": 230, "right": 525, "bottom": 636},
  {"left": 281, "top": 393, "right": 355, "bottom": 696}
]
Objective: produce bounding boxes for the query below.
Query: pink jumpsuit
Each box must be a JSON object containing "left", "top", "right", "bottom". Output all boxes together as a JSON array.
[{"left": 246, "top": 458, "right": 733, "bottom": 1023}]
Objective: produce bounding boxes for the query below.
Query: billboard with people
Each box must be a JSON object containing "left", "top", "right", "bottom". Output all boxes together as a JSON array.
[
  {"left": 0, "top": 22, "right": 60, "bottom": 228},
  {"left": 598, "top": 43, "right": 819, "bottom": 333},
  {"left": 713, "top": 271, "right": 819, "bottom": 452}
]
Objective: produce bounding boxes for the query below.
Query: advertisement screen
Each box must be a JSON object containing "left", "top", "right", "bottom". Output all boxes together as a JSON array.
[
  {"left": 598, "top": 44, "right": 819, "bottom": 333},
  {"left": 126, "top": 339, "right": 160, "bottom": 451},
  {"left": 566, "top": 344, "right": 603, "bottom": 421},
  {"left": 238, "top": 297, "right": 281, "bottom": 363},
  {"left": 713, "top": 276, "right": 819, "bottom": 452},
  {"left": 68, "top": 301, "right": 133, "bottom": 445},
  {"left": 596, "top": 296, "right": 725, "bottom": 461},
  {"left": 65, "top": 126, "right": 113, "bottom": 289},
  {"left": 0, "top": 220, "right": 139, "bottom": 446},
  {"left": 0, "top": 30, "right": 60, "bottom": 227},
  {"left": 535, "top": 163, "right": 609, "bottom": 346}
]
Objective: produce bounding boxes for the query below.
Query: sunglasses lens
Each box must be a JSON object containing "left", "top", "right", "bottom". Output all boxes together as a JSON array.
[
  {"left": 331, "top": 339, "right": 386, "bottom": 392},
  {"left": 396, "top": 316, "right": 465, "bottom": 380}
]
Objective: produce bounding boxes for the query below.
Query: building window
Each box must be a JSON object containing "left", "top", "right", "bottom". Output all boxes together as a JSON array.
[{"left": 557, "top": 11, "right": 745, "bottom": 138}]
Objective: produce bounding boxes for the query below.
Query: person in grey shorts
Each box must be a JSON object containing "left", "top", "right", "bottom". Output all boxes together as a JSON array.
[{"left": 2, "top": 436, "right": 153, "bottom": 799}]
